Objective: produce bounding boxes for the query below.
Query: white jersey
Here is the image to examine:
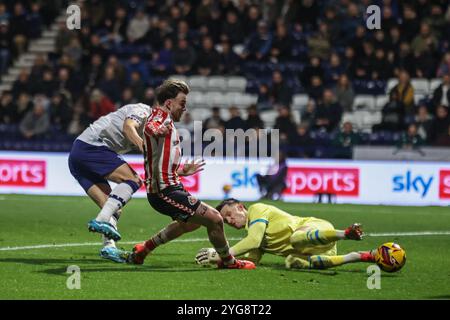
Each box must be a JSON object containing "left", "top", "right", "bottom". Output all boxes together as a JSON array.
[{"left": 77, "top": 103, "right": 151, "bottom": 154}]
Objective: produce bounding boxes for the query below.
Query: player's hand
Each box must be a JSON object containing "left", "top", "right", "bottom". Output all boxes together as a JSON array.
[
  {"left": 155, "top": 121, "right": 171, "bottom": 136},
  {"left": 195, "top": 248, "right": 219, "bottom": 265},
  {"left": 180, "top": 159, "right": 205, "bottom": 176}
]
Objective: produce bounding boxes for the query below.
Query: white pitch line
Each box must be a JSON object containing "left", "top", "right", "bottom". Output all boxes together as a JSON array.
[{"left": 0, "top": 231, "right": 449, "bottom": 252}]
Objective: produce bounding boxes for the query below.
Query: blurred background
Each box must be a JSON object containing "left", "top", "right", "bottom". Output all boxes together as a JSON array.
[{"left": 0, "top": 0, "right": 449, "bottom": 204}]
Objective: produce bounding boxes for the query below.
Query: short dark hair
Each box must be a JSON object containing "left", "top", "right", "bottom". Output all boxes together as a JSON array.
[
  {"left": 215, "top": 198, "right": 243, "bottom": 212},
  {"left": 155, "top": 79, "right": 190, "bottom": 105}
]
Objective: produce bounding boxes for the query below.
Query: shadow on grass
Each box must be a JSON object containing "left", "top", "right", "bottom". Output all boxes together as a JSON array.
[{"left": 425, "top": 295, "right": 450, "bottom": 299}]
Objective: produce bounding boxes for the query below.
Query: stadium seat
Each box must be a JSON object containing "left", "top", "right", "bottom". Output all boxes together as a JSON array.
[
  {"left": 375, "top": 95, "right": 389, "bottom": 111},
  {"left": 188, "top": 76, "right": 207, "bottom": 91},
  {"left": 207, "top": 76, "right": 227, "bottom": 92},
  {"left": 411, "top": 78, "right": 430, "bottom": 95},
  {"left": 226, "top": 76, "right": 247, "bottom": 92},
  {"left": 189, "top": 108, "right": 211, "bottom": 121},
  {"left": 187, "top": 91, "right": 207, "bottom": 108},
  {"left": 430, "top": 78, "right": 442, "bottom": 93},
  {"left": 204, "top": 91, "right": 225, "bottom": 107},
  {"left": 259, "top": 110, "right": 278, "bottom": 128},
  {"left": 386, "top": 78, "right": 398, "bottom": 93},
  {"left": 414, "top": 94, "right": 426, "bottom": 105},
  {"left": 353, "top": 95, "right": 375, "bottom": 111},
  {"left": 292, "top": 94, "right": 309, "bottom": 110},
  {"left": 341, "top": 112, "right": 356, "bottom": 126}
]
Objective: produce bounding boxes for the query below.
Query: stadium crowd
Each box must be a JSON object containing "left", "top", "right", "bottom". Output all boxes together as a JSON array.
[{"left": 0, "top": 0, "right": 450, "bottom": 158}]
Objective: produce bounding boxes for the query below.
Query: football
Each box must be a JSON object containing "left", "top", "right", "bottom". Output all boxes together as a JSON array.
[{"left": 374, "top": 242, "right": 407, "bottom": 273}]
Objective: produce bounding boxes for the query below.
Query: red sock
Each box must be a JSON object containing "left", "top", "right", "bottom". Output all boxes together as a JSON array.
[
  {"left": 144, "top": 239, "right": 156, "bottom": 252},
  {"left": 360, "top": 251, "right": 375, "bottom": 262}
]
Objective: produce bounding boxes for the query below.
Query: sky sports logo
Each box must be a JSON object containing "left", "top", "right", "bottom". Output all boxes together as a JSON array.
[
  {"left": 285, "top": 167, "right": 359, "bottom": 196},
  {"left": 392, "top": 170, "right": 450, "bottom": 199},
  {"left": 0, "top": 159, "right": 46, "bottom": 187}
]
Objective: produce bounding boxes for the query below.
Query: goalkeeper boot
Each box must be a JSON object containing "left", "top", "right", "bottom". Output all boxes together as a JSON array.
[
  {"left": 100, "top": 246, "right": 130, "bottom": 263},
  {"left": 344, "top": 223, "right": 363, "bottom": 240},
  {"left": 285, "top": 255, "right": 310, "bottom": 269},
  {"left": 88, "top": 219, "right": 121, "bottom": 241},
  {"left": 217, "top": 259, "right": 256, "bottom": 270},
  {"left": 359, "top": 250, "right": 376, "bottom": 262},
  {"left": 128, "top": 242, "right": 150, "bottom": 265}
]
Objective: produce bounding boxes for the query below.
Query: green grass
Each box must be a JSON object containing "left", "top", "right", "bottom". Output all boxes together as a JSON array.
[{"left": 0, "top": 194, "right": 449, "bottom": 300}]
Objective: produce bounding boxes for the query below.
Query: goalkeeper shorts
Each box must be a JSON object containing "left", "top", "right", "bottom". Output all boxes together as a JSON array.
[{"left": 147, "top": 184, "right": 201, "bottom": 222}]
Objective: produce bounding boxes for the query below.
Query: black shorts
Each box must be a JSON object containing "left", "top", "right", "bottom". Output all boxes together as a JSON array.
[{"left": 147, "top": 184, "right": 201, "bottom": 222}]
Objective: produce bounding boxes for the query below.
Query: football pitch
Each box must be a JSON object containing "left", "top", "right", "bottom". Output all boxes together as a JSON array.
[{"left": 0, "top": 194, "right": 449, "bottom": 300}]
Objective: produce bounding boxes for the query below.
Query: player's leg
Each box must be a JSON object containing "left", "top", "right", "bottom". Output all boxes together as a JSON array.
[
  {"left": 188, "top": 202, "right": 254, "bottom": 269},
  {"left": 94, "top": 163, "right": 141, "bottom": 223},
  {"left": 290, "top": 219, "right": 363, "bottom": 251},
  {"left": 86, "top": 183, "right": 122, "bottom": 248}
]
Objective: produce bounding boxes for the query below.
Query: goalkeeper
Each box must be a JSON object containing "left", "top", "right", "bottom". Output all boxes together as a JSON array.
[{"left": 195, "top": 199, "right": 375, "bottom": 269}]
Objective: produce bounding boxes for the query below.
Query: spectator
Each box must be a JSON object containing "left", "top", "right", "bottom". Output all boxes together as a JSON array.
[
  {"left": 411, "top": 22, "right": 438, "bottom": 57},
  {"left": 0, "top": 91, "right": 15, "bottom": 124},
  {"left": 14, "top": 93, "right": 33, "bottom": 123},
  {"left": 431, "top": 73, "right": 450, "bottom": 109},
  {"left": 307, "top": 22, "right": 331, "bottom": 60},
  {"left": 437, "top": 53, "right": 450, "bottom": 78},
  {"left": 128, "top": 71, "right": 146, "bottom": 101},
  {"left": 173, "top": 38, "right": 197, "bottom": 74},
  {"left": 125, "top": 54, "right": 149, "bottom": 85},
  {"left": 307, "top": 75, "right": 325, "bottom": 102},
  {"left": 294, "top": 123, "right": 313, "bottom": 158},
  {"left": 269, "top": 22, "right": 292, "bottom": 63},
  {"left": 63, "top": 37, "right": 83, "bottom": 67},
  {"left": 372, "top": 48, "right": 393, "bottom": 80},
  {"left": 89, "top": 89, "right": 115, "bottom": 120},
  {"left": 67, "top": 103, "right": 90, "bottom": 136},
  {"left": 142, "top": 87, "right": 155, "bottom": 106},
  {"left": 126, "top": 8, "right": 150, "bottom": 44},
  {"left": 327, "top": 52, "right": 344, "bottom": 84},
  {"left": 196, "top": 36, "right": 221, "bottom": 76},
  {"left": 334, "top": 74, "right": 354, "bottom": 112},
  {"left": 32, "top": 69, "right": 57, "bottom": 97},
  {"left": 300, "top": 56, "right": 324, "bottom": 89},
  {"left": 423, "top": 4, "right": 446, "bottom": 39},
  {"left": 217, "top": 38, "right": 240, "bottom": 75},
  {"left": 300, "top": 99, "right": 316, "bottom": 128},
  {"left": 415, "top": 105, "right": 433, "bottom": 142},
  {"left": 49, "top": 93, "right": 71, "bottom": 131},
  {"left": 246, "top": 104, "right": 264, "bottom": 129},
  {"left": 400, "top": 5, "right": 420, "bottom": 42},
  {"left": 225, "top": 106, "right": 246, "bottom": 130},
  {"left": 374, "top": 90, "right": 405, "bottom": 132},
  {"left": 221, "top": 10, "right": 244, "bottom": 45},
  {"left": 241, "top": 20, "right": 272, "bottom": 61},
  {"left": 106, "top": 6, "right": 128, "bottom": 43},
  {"left": 397, "top": 123, "right": 424, "bottom": 150},
  {"left": 333, "top": 121, "right": 360, "bottom": 159},
  {"left": 106, "top": 55, "right": 126, "bottom": 86},
  {"left": 434, "top": 125, "right": 450, "bottom": 147},
  {"left": 242, "top": 5, "right": 260, "bottom": 36},
  {"left": 203, "top": 106, "right": 225, "bottom": 130},
  {"left": 269, "top": 70, "right": 292, "bottom": 106},
  {"left": 19, "top": 97, "right": 50, "bottom": 139},
  {"left": 177, "top": 111, "right": 195, "bottom": 135},
  {"left": 12, "top": 69, "right": 31, "bottom": 98},
  {"left": 98, "top": 66, "right": 121, "bottom": 103},
  {"left": 152, "top": 37, "right": 174, "bottom": 75},
  {"left": 10, "top": 2, "right": 28, "bottom": 57},
  {"left": 84, "top": 53, "right": 104, "bottom": 91},
  {"left": 27, "top": 2, "right": 43, "bottom": 39},
  {"left": 390, "top": 70, "right": 415, "bottom": 119},
  {"left": 430, "top": 105, "right": 450, "bottom": 143},
  {"left": 0, "top": 21, "right": 11, "bottom": 75},
  {"left": 118, "top": 87, "right": 136, "bottom": 106},
  {"left": 274, "top": 105, "right": 297, "bottom": 144},
  {"left": 313, "top": 89, "right": 343, "bottom": 132},
  {"left": 256, "top": 83, "right": 271, "bottom": 111}
]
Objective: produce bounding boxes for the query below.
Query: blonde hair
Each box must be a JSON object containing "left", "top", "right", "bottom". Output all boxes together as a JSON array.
[{"left": 155, "top": 78, "right": 190, "bottom": 105}]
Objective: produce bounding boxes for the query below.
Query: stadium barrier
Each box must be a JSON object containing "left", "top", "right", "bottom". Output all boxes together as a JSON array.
[{"left": 1, "top": 151, "right": 450, "bottom": 206}]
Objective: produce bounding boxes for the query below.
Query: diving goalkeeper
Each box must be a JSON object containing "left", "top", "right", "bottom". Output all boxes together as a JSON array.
[{"left": 195, "top": 199, "right": 375, "bottom": 269}]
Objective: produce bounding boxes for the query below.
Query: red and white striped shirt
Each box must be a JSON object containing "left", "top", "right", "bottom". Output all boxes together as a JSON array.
[{"left": 143, "top": 107, "right": 182, "bottom": 193}]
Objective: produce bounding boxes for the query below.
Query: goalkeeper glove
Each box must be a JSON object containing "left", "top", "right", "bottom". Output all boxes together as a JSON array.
[{"left": 195, "top": 248, "right": 220, "bottom": 265}]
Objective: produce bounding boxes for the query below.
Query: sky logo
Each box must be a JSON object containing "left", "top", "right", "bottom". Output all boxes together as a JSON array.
[
  {"left": 231, "top": 167, "right": 258, "bottom": 188},
  {"left": 392, "top": 171, "right": 433, "bottom": 198}
]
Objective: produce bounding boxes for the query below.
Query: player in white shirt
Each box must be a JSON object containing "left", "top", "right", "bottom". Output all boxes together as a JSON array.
[{"left": 68, "top": 103, "right": 151, "bottom": 262}]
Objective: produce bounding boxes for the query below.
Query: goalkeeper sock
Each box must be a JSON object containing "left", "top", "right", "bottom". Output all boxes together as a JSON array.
[
  {"left": 215, "top": 245, "right": 235, "bottom": 265},
  {"left": 102, "top": 211, "right": 121, "bottom": 247},
  {"left": 144, "top": 228, "right": 169, "bottom": 252},
  {"left": 96, "top": 181, "right": 139, "bottom": 223},
  {"left": 291, "top": 229, "right": 344, "bottom": 248}
]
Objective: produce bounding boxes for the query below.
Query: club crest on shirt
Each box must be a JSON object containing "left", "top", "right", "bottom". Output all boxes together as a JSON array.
[
  {"left": 188, "top": 196, "right": 198, "bottom": 206},
  {"left": 153, "top": 115, "right": 163, "bottom": 123}
]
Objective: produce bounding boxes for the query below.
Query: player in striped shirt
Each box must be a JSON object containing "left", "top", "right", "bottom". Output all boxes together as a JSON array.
[{"left": 128, "top": 79, "right": 255, "bottom": 269}]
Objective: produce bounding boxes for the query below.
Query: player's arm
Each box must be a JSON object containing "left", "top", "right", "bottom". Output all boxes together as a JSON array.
[
  {"left": 123, "top": 118, "right": 144, "bottom": 153},
  {"left": 229, "top": 220, "right": 267, "bottom": 256},
  {"left": 144, "top": 118, "right": 170, "bottom": 138}
]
